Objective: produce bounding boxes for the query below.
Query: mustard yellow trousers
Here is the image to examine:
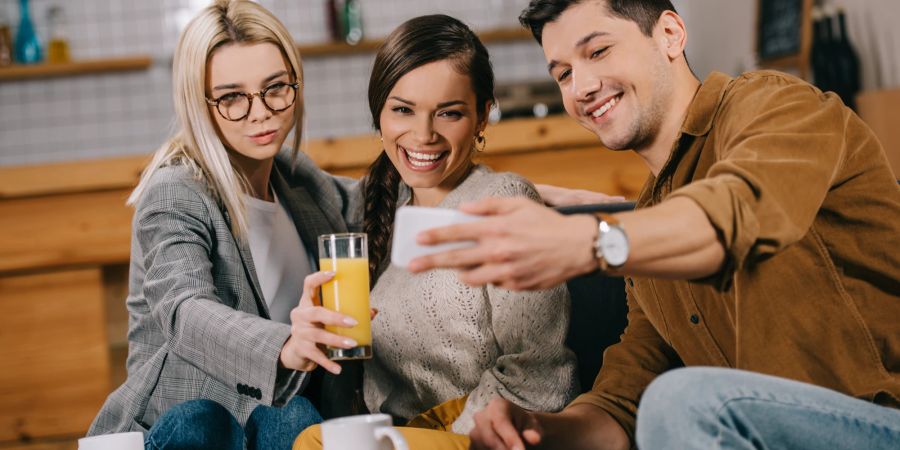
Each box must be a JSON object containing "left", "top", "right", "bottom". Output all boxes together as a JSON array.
[{"left": 293, "top": 396, "right": 471, "bottom": 450}]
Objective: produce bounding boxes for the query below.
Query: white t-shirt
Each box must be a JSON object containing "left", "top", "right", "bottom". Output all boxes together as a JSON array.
[{"left": 244, "top": 190, "right": 313, "bottom": 324}]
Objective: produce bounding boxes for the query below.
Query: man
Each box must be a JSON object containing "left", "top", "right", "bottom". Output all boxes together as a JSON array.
[{"left": 409, "top": 0, "right": 900, "bottom": 449}]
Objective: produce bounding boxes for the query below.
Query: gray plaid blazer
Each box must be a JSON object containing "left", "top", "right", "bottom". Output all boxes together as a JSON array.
[{"left": 88, "top": 149, "right": 362, "bottom": 435}]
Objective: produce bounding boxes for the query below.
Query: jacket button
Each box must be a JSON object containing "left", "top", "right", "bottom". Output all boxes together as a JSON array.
[
  {"left": 690, "top": 314, "right": 700, "bottom": 324},
  {"left": 256, "top": 389, "right": 262, "bottom": 400},
  {"left": 237, "top": 383, "right": 246, "bottom": 394}
]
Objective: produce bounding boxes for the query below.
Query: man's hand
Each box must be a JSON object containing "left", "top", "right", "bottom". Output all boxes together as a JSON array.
[
  {"left": 470, "top": 398, "right": 542, "bottom": 450},
  {"left": 536, "top": 184, "right": 625, "bottom": 207},
  {"left": 408, "top": 197, "right": 598, "bottom": 290},
  {"left": 471, "top": 400, "right": 631, "bottom": 450}
]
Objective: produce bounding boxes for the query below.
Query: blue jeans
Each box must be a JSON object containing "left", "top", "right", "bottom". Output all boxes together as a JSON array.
[
  {"left": 145, "top": 396, "right": 322, "bottom": 450},
  {"left": 636, "top": 367, "right": 900, "bottom": 450}
]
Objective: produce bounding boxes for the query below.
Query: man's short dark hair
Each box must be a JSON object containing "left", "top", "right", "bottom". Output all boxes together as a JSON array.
[{"left": 519, "top": 0, "right": 679, "bottom": 45}]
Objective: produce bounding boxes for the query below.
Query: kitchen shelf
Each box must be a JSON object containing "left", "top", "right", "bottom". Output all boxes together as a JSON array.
[
  {"left": 0, "top": 27, "right": 531, "bottom": 81},
  {"left": 298, "top": 27, "right": 533, "bottom": 57},
  {"left": 0, "top": 55, "right": 154, "bottom": 82}
]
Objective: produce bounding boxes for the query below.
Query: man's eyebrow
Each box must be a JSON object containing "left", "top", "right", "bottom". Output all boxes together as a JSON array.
[
  {"left": 547, "top": 31, "right": 610, "bottom": 74},
  {"left": 576, "top": 31, "right": 609, "bottom": 48},
  {"left": 548, "top": 60, "right": 559, "bottom": 75}
]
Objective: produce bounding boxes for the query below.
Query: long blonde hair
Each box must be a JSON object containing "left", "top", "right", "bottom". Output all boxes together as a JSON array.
[{"left": 128, "top": 0, "right": 304, "bottom": 240}]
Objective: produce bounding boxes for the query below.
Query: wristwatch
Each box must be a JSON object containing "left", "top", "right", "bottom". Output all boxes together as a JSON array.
[{"left": 592, "top": 213, "right": 629, "bottom": 271}]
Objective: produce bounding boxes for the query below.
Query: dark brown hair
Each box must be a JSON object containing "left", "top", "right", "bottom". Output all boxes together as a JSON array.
[
  {"left": 519, "top": 0, "right": 678, "bottom": 44},
  {"left": 363, "top": 14, "right": 495, "bottom": 280}
]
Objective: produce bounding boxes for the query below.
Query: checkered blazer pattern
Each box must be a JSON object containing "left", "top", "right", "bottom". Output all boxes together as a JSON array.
[{"left": 88, "top": 148, "right": 362, "bottom": 435}]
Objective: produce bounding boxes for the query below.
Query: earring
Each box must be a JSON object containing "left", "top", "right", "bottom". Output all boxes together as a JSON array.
[{"left": 474, "top": 130, "right": 486, "bottom": 153}]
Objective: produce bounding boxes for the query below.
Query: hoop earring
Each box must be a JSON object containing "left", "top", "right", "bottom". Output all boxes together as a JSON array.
[{"left": 474, "top": 131, "right": 486, "bottom": 153}]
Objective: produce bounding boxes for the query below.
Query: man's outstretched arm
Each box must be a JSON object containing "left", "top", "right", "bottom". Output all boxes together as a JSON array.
[{"left": 409, "top": 195, "right": 724, "bottom": 290}]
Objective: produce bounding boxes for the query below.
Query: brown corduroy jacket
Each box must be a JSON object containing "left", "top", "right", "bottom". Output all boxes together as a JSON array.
[{"left": 570, "top": 71, "right": 900, "bottom": 442}]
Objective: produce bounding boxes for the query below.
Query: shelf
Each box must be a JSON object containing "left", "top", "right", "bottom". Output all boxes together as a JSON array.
[
  {"left": 298, "top": 26, "right": 533, "bottom": 57},
  {"left": 0, "top": 27, "right": 531, "bottom": 80},
  {"left": 0, "top": 55, "right": 154, "bottom": 82}
]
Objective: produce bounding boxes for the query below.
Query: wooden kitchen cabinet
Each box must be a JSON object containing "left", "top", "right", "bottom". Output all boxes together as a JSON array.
[{"left": 0, "top": 269, "right": 110, "bottom": 441}]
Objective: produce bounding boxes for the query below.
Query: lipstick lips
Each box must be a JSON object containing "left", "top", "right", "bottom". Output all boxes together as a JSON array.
[
  {"left": 249, "top": 129, "right": 278, "bottom": 145},
  {"left": 399, "top": 145, "right": 449, "bottom": 172}
]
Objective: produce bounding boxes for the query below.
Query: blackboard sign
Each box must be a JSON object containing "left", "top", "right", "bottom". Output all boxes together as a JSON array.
[{"left": 758, "top": 0, "right": 804, "bottom": 60}]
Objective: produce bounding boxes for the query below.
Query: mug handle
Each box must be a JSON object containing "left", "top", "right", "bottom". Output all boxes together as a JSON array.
[{"left": 374, "top": 426, "right": 409, "bottom": 450}]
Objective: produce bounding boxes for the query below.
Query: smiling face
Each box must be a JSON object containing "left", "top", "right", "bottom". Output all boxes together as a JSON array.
[
  {"left": 207, "top": 42, "right": 298, "bottom": 162},
  {"left": 542, "top": 0, "right": 674, "bottom": 151},
  {"left": 378, "top": 59, "right": 486, "bottom": 204}
]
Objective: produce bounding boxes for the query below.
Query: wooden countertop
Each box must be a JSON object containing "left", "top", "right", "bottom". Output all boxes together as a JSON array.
[
  {"left": 0, "top": 115, "right": 648, "bottom": 275},
  {"left": 0, "top": 115, "right": 602, "bottom": 199}
]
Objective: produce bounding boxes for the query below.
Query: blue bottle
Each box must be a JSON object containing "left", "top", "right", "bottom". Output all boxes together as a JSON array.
[{"left": 15, "top": 0, "right": 43, "bottom": 64}]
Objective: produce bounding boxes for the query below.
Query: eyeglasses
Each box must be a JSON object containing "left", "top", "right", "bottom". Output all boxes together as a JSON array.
[{"left": 206, "top": 81, "right": 300, "bottom": 121}]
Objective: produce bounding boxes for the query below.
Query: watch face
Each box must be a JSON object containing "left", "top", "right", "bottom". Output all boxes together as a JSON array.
[{"left": 599, "top": 228, "right": 629, "bottom": 266}]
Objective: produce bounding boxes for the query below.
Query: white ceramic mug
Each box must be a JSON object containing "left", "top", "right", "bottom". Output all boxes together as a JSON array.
[
  {"left": 78, "top": 432, "right": 144, "bottom": 450},
  {"left": 321, "top": 413, "right": 409, "bottom": 450}
]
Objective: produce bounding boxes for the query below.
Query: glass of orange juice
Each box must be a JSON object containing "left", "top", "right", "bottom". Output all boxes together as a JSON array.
[{"left": 318, "top": 233, "right": 372, "bottom": 360}]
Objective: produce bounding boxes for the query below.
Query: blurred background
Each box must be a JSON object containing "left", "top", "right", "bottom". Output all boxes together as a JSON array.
[
  {"left": 0, "top": 0, "right": 898, "bottom": 448},
  {"left": 1, "top": 0, "right": 897, "bottom": 166}
]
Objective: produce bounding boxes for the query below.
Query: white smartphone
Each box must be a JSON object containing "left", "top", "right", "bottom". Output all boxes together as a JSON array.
[{"left": 390, "top": 206, "right": 482, "bottom": 268}]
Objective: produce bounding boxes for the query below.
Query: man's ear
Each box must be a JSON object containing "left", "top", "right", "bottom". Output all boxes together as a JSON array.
[{"left": 656, "top": 10, "right": 688, "bottom": 60}]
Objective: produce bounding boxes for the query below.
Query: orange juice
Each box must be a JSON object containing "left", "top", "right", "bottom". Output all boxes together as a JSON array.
[{"left": 319, "top": 257, "right": 372, "bottom": 346}]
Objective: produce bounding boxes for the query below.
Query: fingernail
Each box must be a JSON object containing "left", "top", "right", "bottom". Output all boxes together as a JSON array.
[
  {"left": 324, "top": 271, "right": 336, "bottom": 277},
  {"left": 343, "top": 317, "right": 358, "bottom": 326},
  {"left": 333, "top": 366, "right": 342, "bottom": 375},
  {"left": 343, "top": 338, "right": 357, "bottom": 347}
]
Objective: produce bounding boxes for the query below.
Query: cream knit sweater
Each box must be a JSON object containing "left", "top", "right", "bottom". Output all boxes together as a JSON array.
[{"left": 363, "top": 165, "right": 579, "bottom": 434}]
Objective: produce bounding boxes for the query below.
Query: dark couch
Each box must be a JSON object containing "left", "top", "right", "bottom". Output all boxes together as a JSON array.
[
  {"left": 558, "top": 203, "right": 633, "bottom": 391},
  {"left": 564, "top": 273, "right": 628, "bottom": 392}
]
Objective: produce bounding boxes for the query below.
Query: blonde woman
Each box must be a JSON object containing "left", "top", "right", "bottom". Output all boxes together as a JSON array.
[{"left": 87, "top": 1, "right": 363, "bottom": 448}]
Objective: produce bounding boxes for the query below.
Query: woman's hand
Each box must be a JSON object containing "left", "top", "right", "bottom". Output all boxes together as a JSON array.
[{"left": 279, "top": 271, "right": 360, "bottom": 375}]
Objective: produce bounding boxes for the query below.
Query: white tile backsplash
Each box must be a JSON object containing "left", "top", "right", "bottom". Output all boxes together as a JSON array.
[{"left": 0, "top": 0, "right": 543, "bottom": 166}]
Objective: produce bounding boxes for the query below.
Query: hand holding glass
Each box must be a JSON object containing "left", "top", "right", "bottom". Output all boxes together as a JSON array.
[{"left": 318, "top": 233, "right": 373, "bottom": 360}]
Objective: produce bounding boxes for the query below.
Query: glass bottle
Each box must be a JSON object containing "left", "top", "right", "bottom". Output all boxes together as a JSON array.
[
  {"left": 14, "top": 0, "right": 42, "bottom": 64},
  {"left": 326, "top": 0, "right": 343, "bottom": 42},
  {"left": 342, "top": 0, "right": 363, "bottom": 45},
  {"left": 46, "top": 5, "right": 69, "bottom": 64},
  {"left": 835, "top": 8, "right": 860, "bottom": 110}
]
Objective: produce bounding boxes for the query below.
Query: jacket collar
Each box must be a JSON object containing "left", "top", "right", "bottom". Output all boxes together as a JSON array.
[
  {"left": 270, "top": 162, "right": 347, "bottom": 263},
  {"left": 681, "top": 71, "right": 732, "bottom": 137}
]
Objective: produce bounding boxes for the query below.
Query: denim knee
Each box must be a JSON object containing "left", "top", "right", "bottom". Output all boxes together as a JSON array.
[
  {"left": 636, "top": 367, "right": 730, "bottom": 448},
  {"left": 246, "top": 395, "right": 323, "bottom": 450},
  {"left": 147, "top": 399, "right": 242, "bottom": 450},
  {"left": 281, "top": 395, "right": 323, "bottom": 430}
]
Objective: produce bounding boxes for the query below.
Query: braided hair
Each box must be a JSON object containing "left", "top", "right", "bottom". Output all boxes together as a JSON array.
[{"left": 363, "top": 14, "right": 495, "bottom": 281}]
